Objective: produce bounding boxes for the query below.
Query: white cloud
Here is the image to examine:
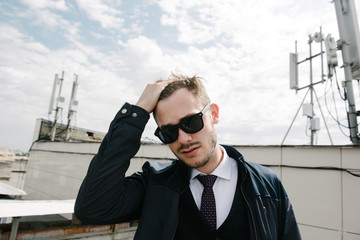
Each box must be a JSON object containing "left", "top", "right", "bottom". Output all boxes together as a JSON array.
[
  {"left": 15, "top": 1, "right": 80, "bottom": 39},
  {"left": 156, "top": 0, "right": 339, "bottom": 49},
  {"left": 20, "top": 0, "right": 68, "bottom": 11},
  {"left": 35, "top": 9, "right": 80, "bottom": 36},
  {"left": 76, "top": 0, "right": 124, "bottom": 29}
]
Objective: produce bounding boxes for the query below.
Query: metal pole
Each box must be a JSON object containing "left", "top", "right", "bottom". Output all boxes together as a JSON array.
[
  {"left": 9, "top": 217, "right": 21, "bottom": 240},
  {"left": 309, "top": 35, "right": 315, "bottom": 145},
  {"left": 334, "top": 0, "right": 360, "bottom": 144},
  {"left": 51, "top": 71, "right": 65, "bottom": 141},
  {"left": 48, "top": 74, "right": 58, "bottom": 115},
  {"left": 320, "top": 27, "right": 325, "bottom": 82},
  {"left": 281, "top": 88, "right": 311, "bottom": 145},
  {"left": 65, "top": 74, "right": 79, "bottom": 141}
]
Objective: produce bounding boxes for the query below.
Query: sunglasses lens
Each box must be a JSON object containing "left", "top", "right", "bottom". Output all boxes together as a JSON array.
[
  {"left": 181, "top": 114, "right": 204, "bottom": 133},
  {"left": 156, "top": 126, "right": 178, "bottom": 144}
]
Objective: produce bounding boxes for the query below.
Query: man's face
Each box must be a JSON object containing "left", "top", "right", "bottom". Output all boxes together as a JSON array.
[{"left": 155, "top": 88, "right": 220, "bottom": 171}]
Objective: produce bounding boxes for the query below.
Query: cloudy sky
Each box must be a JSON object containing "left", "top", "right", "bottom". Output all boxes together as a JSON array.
[{"left": 1, "top": 0, "right": 359, "bottom": 151}]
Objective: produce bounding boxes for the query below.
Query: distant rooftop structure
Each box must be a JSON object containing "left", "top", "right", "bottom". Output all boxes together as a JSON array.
[
  {"left": 0, "top": 148, "right": 15, "bottom": 181},
  {"left": 32, "top": 118, "right": 106, "bottom": 144},
  {"left": 31, "top": 118, "right": 158, "bottom": 145}
]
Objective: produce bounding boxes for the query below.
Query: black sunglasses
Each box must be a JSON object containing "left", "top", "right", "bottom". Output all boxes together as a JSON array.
[{"left": 154, "top": 103, "right": 211, "bottom": 144}]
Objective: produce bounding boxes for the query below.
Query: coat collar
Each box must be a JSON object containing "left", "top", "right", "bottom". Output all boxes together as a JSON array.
[
  {"left": 222, "top": 145, "right": 271, "bottom": 198},
  {"left": 147, "top": 144, "right": 271, "bottom": 198}
]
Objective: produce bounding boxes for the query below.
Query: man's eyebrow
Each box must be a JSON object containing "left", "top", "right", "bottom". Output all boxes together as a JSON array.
[{"left": 161, "top": 112, "right": 198, "bottom": 128}]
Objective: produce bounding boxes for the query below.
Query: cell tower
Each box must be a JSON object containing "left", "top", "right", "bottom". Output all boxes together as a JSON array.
[
  {"left": 333, "top": 0, "right": 360, "bottom": 144},
  {"left": 283, "top": 28, "right": 333, "bottom": 145},
  {"left": 48, "top": 71, "right": 65, "bottom": 141},
  {"left": 283, "top": 0, "right": 360, "bottom": 145},
  {"left": 48, "top": 71, "right": 80, "bottom": 141},
  {"left": 65, "top": 74, "right": 79, "bottom": 141}
]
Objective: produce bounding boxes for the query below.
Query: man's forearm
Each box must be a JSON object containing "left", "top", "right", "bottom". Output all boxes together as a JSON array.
[{"left": 74, "top": 103, "right": 150, "bottom": 224}]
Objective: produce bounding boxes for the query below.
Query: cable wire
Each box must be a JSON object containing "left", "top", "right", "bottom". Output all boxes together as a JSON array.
[
  {"left": 334, "top": 68, "right": 346, "bottom": 100},
  {"left": 262, "top": 164, "right": 360, "bottom": 178},
  {"left": 323, "top": 74, "right": 350, "bottom": 137}
]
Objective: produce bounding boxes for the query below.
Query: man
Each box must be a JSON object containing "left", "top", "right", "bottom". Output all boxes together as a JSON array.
[{"left": 75, "top": 74, "right": 301, "bottom": 240}]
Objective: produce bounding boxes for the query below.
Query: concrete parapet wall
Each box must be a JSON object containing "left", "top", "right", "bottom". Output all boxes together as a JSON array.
[{"left": 25, "top": 142, "right": 360, "bottom": 239}]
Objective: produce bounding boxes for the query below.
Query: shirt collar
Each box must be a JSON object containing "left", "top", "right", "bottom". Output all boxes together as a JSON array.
[{"left": 190, "top": 146, "right": 232, "bottom": 181}]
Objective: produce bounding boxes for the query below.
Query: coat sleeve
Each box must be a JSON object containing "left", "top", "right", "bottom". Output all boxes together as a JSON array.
[
  {"left": 74, "top": 103, "right": 150, "bottom": 225},
  {"left": 245, "top": 161, "right": 302, "bottom": 239},
  {"left": 263, "top": 165, "right": 301, "bottom": 239},
  {"left": 279, "top": 196, "right": 302, "bottom": 240},
  {"left": 276, "top": 179, "right": 302, "bottom": 240}
]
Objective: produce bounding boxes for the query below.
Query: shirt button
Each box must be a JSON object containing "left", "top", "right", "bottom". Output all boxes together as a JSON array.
[
  {"left": 121, "top": 109, "right": 128, "bottom": 114},
  {"left": 132, "top": 113, "right": 137, "bottom": 117}
]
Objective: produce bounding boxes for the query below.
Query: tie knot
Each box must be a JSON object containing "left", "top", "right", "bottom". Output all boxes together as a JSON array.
[{"left": 196, "top": 175, "right": 217, "bottom": 188}]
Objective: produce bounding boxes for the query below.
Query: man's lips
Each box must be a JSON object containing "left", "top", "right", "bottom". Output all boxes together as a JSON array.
[{"left": 181, "top": 146, "right": 200, "bottom": 157}]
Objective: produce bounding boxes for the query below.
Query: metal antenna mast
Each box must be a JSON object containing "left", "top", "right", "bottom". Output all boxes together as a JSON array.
[
  {"left": 65, "top": 74, "right": 79, "bottom": 141},
  {"left": 282, "top": 27, "right": 333, "bottom": 145},
  {"left": 333, "top": 0, "right": 360, "bottom": 144},
  {"left": 49, "top": 71, "right": 65, "bottom": 141},
  {"left": 284, "top": 0, "right": 360, "bottom": 145}
]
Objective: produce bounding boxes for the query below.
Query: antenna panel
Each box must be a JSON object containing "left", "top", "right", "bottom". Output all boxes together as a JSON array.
[
  {"left": 310, "top": 118, "right": 320, "bottom": 131},
  {"left": 69, "top": 99, "right": 79, "bottom": 111},
  {"left": 289, "top": 53, "right": 298, "bottom": 89},
  {"left": 324, "top": 34, "right": 338, "bottom": 67},
  {"left": 56, "top": 96, "right": 65, "bottom": 109},
  {"left": 302, "top": 103, "right": 313, "bottom": 117},
  {"left": 48, "top": 74, "right": 58, "bottom": 114}
]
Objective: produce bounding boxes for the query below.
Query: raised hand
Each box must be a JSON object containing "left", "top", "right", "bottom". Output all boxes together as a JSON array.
[{"left": 135, "top": 79, "right": 177, "bottom": 113}]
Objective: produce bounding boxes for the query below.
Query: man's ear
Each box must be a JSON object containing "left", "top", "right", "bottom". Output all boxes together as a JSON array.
[{"left": 210, "top": 103, "right": 219, "bottom": 124}]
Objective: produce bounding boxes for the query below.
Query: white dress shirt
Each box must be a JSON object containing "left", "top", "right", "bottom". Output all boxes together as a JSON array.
[{"left": 189, "top": 146, "right": 238, "bottom": 229}]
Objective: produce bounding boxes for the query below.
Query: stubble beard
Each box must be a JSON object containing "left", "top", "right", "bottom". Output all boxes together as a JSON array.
[{"left": 177, "top": 130, "right": 218, "bottom": 170}]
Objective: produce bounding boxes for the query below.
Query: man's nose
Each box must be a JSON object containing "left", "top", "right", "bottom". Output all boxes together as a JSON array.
[{"left": 177, "top": 128, "right": 192, "bottom": 143}]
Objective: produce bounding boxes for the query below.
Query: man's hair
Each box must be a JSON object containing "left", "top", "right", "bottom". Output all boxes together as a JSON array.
[
  {"left": 158, "top": 74, "right": 210, "bottom": 106},
  {"left": 153, "top": 74, "right": 210, "bottom": 123}
]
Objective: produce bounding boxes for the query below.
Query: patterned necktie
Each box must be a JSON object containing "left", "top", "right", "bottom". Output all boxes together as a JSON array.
[{"left": 196, "top": 174, "right": 217, "bottom": 230}]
